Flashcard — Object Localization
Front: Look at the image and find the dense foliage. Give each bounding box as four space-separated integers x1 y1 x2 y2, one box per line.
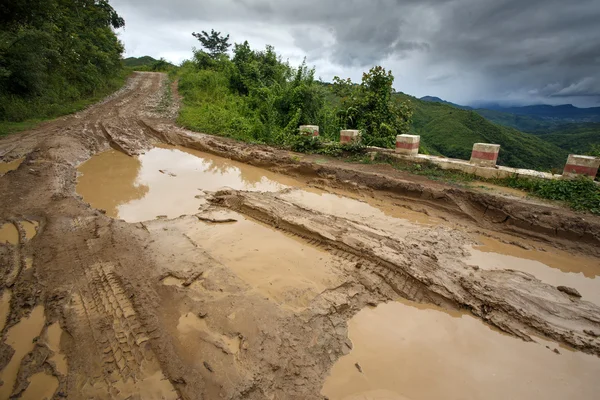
0 0 125 124
177 33 412 149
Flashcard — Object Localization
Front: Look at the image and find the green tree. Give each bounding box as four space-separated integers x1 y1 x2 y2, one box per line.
192 30 231 59
0 0 125 122
335 66 413 147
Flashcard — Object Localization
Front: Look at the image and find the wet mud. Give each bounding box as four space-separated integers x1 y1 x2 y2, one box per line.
1 72 599 399
323 299 600 400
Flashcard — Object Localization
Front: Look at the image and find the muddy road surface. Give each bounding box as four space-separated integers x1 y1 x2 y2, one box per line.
1 72 600 399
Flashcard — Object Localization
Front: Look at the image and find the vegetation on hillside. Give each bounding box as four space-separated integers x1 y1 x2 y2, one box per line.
123 56 175 72
0 0 126 135
395 94 569 170
176 30 412 149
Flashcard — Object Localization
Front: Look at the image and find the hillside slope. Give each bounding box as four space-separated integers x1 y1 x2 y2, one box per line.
531 123 600 154
123 56 158 67
395 94 569 170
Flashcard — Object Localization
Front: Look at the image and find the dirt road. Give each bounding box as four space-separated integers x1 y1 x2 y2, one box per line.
1 72 600 399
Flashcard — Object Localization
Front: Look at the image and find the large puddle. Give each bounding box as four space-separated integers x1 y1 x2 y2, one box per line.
467 235 600 305
0 158 24 176
0 305 46 399
322 299 600 400
76 145 301 222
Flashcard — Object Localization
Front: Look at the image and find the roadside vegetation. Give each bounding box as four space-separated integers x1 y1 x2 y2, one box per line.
0 0 126 136
174 29 599 215
175 30 412 151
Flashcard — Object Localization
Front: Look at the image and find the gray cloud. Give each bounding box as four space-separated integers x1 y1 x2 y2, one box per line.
112 0 600 106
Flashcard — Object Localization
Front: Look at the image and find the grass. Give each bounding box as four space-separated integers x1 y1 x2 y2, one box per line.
333 151 600 214
0 70 130 137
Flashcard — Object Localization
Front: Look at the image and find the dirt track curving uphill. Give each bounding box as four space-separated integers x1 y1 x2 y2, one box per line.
1 72 599 399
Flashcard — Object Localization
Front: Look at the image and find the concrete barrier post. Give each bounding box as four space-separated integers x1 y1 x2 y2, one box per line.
563 155 600 178
395 134 420 156
340 130 361 144
299 125 319 137
470 143 500 167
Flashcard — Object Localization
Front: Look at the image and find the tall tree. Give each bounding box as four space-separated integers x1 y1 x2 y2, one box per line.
192 30 231 59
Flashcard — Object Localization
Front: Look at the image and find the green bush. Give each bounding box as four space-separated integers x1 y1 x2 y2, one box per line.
501 175 600 214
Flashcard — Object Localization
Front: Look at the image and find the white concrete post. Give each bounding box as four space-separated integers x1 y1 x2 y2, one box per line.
299 125 319 137
395 134 420 156
470 143 500 167
563 155 600 178
340 130 361 143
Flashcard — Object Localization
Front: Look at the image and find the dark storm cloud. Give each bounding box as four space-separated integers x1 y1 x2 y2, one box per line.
112 0 600 106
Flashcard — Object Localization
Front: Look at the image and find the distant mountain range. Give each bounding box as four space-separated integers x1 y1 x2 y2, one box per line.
419 96 600 156
420 96 600 123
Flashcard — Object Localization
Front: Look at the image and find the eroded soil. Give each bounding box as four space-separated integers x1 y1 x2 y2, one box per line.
1 72 600 399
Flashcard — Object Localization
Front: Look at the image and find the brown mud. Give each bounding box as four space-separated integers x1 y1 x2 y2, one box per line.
0 72 599 399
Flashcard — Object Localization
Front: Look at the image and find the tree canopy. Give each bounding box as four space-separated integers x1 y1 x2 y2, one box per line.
0 0 125 122
192 30 231 59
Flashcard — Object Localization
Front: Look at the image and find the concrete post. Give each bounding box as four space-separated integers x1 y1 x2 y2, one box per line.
470 143 500 167
299 125 319 137
563 155 600 178
395 134 420 156
340 130 361 144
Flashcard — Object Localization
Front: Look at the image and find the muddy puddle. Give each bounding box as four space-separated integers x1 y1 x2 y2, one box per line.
0 222 18 245
0 158 24 176
171 212 346 312
0 290 11 331
76 145 301 222
467 235 600 305
20 372 59 400
322 299 600 400
0 305 46 399
279 189 437 232
45 322 68 375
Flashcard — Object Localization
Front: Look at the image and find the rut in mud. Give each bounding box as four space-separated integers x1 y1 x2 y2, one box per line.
0 72 599 399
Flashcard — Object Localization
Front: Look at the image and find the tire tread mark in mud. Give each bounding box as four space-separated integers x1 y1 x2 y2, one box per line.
78 263 152 382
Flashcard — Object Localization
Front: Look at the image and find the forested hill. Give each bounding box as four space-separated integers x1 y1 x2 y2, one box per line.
396 94 569 170
0 0 125 126
123 56 159 67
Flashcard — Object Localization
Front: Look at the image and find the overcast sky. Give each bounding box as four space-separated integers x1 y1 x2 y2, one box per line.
112 0 600 107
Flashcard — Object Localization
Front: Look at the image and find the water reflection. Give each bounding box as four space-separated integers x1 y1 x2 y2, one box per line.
77 145 302 222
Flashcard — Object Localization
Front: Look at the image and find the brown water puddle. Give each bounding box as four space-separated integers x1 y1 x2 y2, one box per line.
322 299 600 400
0 222 19 245
20 372 58 400
177 312 241 355
0 305 46 399
182 213 346 312
0 158 24 176
44 322 68 375
76 145 301 222
466 235 600 305
21 220 39 241
0 290 11 331
279 190 436 235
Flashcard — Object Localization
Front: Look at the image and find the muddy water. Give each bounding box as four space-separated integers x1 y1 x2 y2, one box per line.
467 235 600 305
45 322 68 375
183 212 346 312
0 158 24 176
0 222 18 245
77 145 301 222
322 299 600 400
280 189 436 233
20 372 58 400
21 220 39 240
0 290 11 331
0 305 45 399
177 312 240 355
